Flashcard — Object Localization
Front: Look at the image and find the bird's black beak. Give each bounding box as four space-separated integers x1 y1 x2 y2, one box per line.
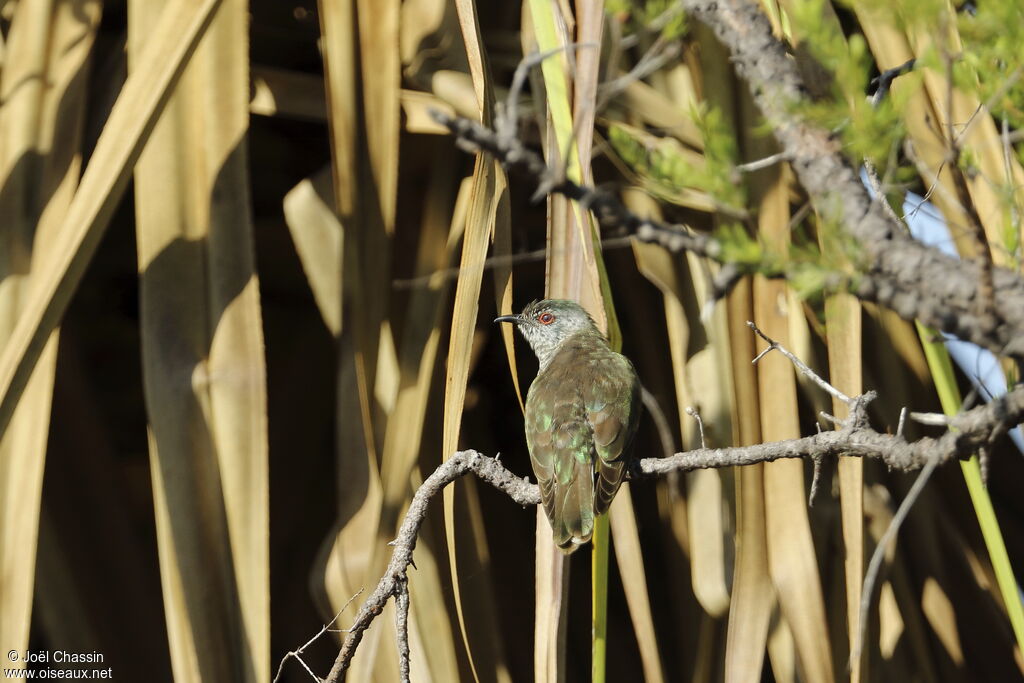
494 314 520 325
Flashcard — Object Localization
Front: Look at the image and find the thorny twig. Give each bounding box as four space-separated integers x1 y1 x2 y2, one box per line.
274 590 362 683
431 108 723 263
745 317 995 668
323 452 539 683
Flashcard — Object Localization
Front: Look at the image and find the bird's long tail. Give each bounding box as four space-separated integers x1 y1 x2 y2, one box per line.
549 457 596 550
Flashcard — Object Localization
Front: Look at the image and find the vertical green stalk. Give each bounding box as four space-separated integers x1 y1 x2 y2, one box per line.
592 512 611 683
915 322 1024 655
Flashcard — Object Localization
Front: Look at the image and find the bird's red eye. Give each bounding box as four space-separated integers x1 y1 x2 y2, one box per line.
538 312 555 325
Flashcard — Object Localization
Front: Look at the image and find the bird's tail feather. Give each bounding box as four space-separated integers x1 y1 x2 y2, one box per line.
552 459 595 553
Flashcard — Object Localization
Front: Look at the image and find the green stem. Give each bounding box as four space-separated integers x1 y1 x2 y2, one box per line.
592 512 610 683
915 322 1024 656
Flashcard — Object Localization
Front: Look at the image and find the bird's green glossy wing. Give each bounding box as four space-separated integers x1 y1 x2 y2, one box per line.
526 374 595 551
583 352 641 514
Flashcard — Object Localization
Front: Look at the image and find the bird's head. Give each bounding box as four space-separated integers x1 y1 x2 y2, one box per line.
494 299 601 368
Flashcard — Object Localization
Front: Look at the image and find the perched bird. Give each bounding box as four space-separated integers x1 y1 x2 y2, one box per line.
495 299 641 552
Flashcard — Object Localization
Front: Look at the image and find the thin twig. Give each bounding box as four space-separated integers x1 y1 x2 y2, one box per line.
748 320 852 404
597 37 681 109
864 160 904 227
953 64 1024 147
274 590 363 683
501 43 599 146
902 140 954 223
735 151 791 173
852 451 941 668
642 387 678 459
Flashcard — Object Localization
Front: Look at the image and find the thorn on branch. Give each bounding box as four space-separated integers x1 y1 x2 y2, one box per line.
686 406 707 449
819 411 844 428
909 411 950 427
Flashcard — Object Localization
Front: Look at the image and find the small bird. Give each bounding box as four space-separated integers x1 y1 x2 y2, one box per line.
495 299 641 552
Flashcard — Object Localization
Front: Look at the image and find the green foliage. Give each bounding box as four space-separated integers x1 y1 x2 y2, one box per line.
607 122 702 207
645 0 687 41
957 2 1024 130
693 104 744 207
787 260 833 302
957 145 979 177
712 222 851 303
715 223 764 268
1002 214 1022 269
606 0 687 41
790 0 868 100
607 122 692 192
607 104 744 211
787 0 909 171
